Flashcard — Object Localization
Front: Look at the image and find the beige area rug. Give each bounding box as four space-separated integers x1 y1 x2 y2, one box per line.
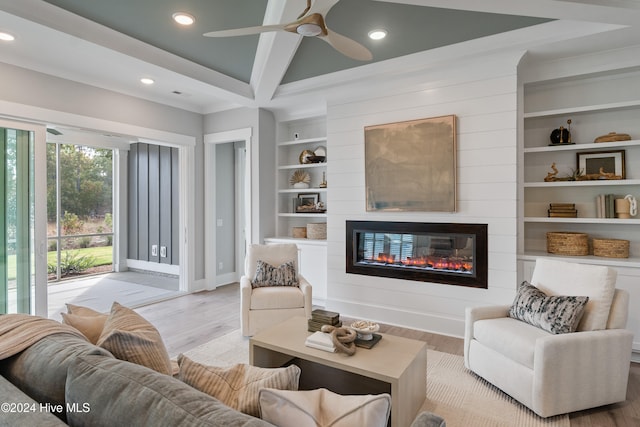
182 330 569 427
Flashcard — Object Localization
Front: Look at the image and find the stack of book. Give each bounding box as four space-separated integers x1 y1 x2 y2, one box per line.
596 194 621 218
547 203 577 218
308 309 341 332
304 331 336 352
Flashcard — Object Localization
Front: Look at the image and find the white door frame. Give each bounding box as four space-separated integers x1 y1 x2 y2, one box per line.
0 118 47 316
204 127 253 289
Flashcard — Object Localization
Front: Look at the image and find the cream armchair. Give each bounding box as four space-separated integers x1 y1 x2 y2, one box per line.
464 258 633 418
241 243 312 336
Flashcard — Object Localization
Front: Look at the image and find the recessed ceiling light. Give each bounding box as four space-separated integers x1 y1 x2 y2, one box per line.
368 29 387 40
0 32 15 41
140 78 155 85
173 12 195 26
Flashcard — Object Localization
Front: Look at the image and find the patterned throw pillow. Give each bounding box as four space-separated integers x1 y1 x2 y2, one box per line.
96 302 173 375
509 281 589 334
252 260 299 288
177 355 301 417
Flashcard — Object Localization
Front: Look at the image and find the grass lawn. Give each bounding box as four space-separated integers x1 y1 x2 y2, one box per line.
47 246 113 266
6 246 113 280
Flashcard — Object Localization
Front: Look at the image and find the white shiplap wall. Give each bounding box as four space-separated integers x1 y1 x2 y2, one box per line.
325 51 525 338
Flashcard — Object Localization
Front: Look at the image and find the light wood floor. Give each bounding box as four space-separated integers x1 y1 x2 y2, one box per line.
136 283 640 427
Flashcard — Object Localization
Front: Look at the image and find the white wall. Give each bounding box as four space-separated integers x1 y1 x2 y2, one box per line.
325 51 525 338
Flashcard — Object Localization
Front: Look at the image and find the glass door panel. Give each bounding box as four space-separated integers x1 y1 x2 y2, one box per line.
1 127 35 314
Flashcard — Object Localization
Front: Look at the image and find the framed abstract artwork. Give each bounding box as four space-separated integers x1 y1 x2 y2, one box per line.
364 115 457 212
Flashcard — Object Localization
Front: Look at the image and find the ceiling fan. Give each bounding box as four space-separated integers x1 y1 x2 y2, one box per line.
203 0 372 61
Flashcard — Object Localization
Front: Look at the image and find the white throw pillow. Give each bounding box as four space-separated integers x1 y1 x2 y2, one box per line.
530 258 616 331
259 388 391 427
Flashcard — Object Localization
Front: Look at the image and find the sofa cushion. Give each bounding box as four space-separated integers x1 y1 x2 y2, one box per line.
473 317 549 369
65 355 272 427
96 302 172 375
509 281 589 334
530 258 616 331
259 388 391 427
0 333 112 421
252 260 299 288
177 355 300 417
0 375 67 427
249 286 304 310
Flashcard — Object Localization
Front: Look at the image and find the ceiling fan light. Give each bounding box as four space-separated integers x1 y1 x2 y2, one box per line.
173 12 195 26
0 32 15 41
297 23 322 37
368 29 387 40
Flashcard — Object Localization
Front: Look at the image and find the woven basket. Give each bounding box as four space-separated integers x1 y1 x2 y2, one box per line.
292 226 307 238
546 232 589 256
593 238 629 258
306 222 327 240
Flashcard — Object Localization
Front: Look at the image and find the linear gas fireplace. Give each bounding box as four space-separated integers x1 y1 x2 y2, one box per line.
346 221 488 288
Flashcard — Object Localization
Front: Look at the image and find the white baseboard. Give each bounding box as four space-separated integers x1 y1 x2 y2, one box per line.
216 272 239 287
126 259 179 276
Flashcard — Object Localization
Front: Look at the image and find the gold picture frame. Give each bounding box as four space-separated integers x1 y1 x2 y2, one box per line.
364 115 457 212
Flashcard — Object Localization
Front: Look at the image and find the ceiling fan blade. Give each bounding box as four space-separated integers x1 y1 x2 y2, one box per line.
321 29 372 61
203 24 286 38
308 0 341 17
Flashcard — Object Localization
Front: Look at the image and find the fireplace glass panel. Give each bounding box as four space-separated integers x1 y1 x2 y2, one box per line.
358 231 475 276
346 221 487 288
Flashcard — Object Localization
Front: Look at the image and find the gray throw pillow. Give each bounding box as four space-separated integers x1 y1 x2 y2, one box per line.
509 281 589 334
251 260 299 288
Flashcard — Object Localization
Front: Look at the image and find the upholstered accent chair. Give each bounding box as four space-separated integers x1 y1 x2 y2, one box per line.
464 258 633 418
241 243 312 336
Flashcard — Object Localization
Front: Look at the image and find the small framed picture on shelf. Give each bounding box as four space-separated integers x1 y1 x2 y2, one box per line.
576 150 625 180
295 193 325 213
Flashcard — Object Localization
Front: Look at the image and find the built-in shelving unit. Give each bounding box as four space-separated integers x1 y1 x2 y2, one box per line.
273 117 328 239
520 68 640 263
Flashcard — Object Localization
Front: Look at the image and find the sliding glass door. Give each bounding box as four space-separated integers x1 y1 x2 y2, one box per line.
0 121 46 315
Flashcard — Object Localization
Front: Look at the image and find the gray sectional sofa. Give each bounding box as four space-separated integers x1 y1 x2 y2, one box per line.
0 332 272 426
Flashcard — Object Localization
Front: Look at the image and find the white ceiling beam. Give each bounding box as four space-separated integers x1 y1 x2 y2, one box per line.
250 0 307 104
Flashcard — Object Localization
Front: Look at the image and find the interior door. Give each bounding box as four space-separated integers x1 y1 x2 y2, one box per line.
0 121 47 315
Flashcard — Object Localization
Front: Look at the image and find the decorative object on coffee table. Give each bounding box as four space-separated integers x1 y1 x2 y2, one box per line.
321 324 357 355
350 320 380 341
308 309 341 332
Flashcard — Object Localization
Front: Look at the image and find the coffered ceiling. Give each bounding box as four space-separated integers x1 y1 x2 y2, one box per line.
1 1 640 115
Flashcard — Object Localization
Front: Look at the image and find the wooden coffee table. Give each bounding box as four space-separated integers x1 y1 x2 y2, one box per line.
250 316 426 427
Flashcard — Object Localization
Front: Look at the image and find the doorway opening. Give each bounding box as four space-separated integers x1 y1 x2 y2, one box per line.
46 142 114 282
